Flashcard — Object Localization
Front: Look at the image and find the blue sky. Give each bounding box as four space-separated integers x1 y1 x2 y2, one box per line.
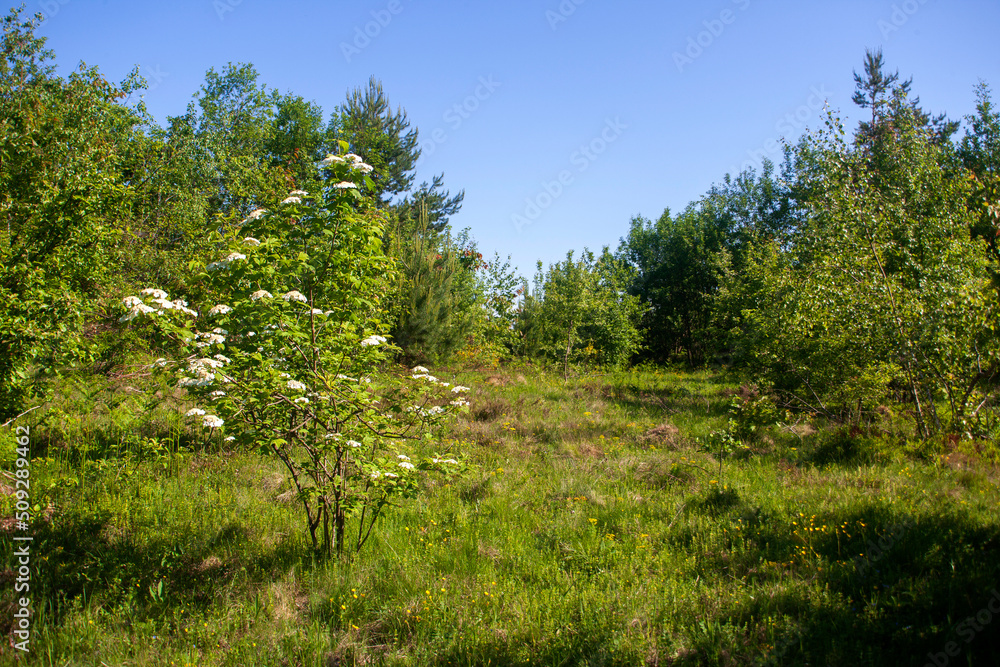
33 0 1000 278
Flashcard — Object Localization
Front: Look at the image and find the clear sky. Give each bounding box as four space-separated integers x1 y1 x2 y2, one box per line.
32 0 1000 278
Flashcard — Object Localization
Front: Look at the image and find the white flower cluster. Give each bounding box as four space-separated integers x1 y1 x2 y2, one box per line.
208 304 232 316
411 373 438 383
240 208 268 225
244 237 261 247
360 335 386 347
431 458 459 465
202 415 224 429
250 290 272 301
282 291 307 303
120 290 197 322
207 252 247 272
450 398 470 407
286 380 307 391
319 153 374 175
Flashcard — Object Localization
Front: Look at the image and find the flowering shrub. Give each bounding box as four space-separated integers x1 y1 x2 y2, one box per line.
120 146 468 556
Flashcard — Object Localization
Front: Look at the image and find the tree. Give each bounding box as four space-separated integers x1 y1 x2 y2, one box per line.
732 99 998 435
329 76 420 205
0 7 148 418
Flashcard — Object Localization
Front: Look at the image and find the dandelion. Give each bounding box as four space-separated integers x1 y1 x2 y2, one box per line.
224 252 247 263
411 366 430 374
208 304 232 316
141 288 169 299
122 295 143 307
332 181 358 190
281 196 301 205
398 461 415 470
451 386 470 393
243 237 261 247
286 380 307 391
360 335 386 347
202 415 224 429
250 290 272 301
185 408 206 417
282 290 308 303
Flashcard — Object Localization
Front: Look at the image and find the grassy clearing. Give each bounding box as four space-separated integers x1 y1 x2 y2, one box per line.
2 364 999 665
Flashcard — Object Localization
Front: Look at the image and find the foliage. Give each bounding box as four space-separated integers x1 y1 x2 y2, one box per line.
730 93 998 435
519 249 644 373
118 149 468 556
0 7 149 418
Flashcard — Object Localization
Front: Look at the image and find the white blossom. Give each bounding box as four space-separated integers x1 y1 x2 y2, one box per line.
288 189 308 196
398 461 415 470
151 297 175 310
411 366 429 374
122 295 143 307
450 399 470 407
347 440 362 448
397 454 411 461
250 290 272 301
332 181 358 190
282 290 308 303
286 380 307 391
208 304 232 316
185 408 206 417
242 208 267 224
202 415 224 429
370 470 382 479
224 436 236 442
207 261 228 271
293 397 310 404
281 196 301 205
360 335 386 347
243 237 261 247
319 154 345 167
451 385 470 393
224 252 247 263
119 303 157 322
344 153 364 164
213 354 232 364
209 390 226 400
383 472 399 479
141 288 169 299
356 163 374 174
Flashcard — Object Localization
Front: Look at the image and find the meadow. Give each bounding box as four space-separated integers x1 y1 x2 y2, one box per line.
2 363 998 666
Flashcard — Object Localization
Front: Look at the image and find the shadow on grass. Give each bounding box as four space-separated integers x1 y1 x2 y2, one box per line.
0 504 307 634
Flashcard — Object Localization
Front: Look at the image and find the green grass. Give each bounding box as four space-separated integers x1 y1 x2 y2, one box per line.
2 364 999 665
